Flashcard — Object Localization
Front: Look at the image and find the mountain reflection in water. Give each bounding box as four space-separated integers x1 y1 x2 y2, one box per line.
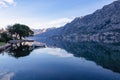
0 39 120 80
35 38 120 73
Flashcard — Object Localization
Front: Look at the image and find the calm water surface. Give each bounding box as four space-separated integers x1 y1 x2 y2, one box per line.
0 41 120 80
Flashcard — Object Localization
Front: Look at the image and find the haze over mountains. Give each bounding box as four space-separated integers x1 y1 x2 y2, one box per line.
35 0 120 43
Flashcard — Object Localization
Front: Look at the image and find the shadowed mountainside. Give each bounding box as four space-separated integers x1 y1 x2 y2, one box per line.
35 0 120 43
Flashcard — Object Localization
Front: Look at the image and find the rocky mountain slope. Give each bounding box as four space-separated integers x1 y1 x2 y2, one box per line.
35 0 120 43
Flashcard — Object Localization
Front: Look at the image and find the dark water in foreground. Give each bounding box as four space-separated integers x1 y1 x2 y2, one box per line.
0 39 120 80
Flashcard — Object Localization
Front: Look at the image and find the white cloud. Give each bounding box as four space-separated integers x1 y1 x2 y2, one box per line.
40 18 73 29
0 16 73 29
4 0 14 4
0 1 7 8
0 0 15 8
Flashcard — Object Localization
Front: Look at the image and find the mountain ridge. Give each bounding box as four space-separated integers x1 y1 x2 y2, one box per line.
35 0 120 43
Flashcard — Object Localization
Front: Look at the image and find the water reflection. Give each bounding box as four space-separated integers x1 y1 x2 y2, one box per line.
3 43 43 59
1 38 120 75
59 42 120 73
35 38 120 73
32 47 73 57
0 71 14 80
0 39 120 80
8 45 33 58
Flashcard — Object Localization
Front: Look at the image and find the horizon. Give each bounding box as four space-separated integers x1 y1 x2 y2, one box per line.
0 0 116 29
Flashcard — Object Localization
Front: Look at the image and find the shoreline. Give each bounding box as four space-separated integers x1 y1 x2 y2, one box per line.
0 43 11 52
0 39 34 52
0 39 46 52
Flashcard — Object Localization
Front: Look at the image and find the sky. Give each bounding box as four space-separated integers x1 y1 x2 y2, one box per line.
0 0 116 29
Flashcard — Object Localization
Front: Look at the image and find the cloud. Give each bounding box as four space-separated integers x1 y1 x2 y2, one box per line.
40 18 73 29
4 0 14 4
0 0 15 8
0 17 73 29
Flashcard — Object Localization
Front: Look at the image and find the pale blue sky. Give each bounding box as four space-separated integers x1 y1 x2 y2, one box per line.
0 0 116 29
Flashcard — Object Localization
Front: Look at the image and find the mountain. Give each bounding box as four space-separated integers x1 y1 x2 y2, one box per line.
32 29 47 35
35 0 120 43
35 27 63 38
62 0 120 40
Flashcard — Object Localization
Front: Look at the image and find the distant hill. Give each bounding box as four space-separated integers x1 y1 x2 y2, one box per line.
34 27 63 38
35 0 120 43
32 29 47 35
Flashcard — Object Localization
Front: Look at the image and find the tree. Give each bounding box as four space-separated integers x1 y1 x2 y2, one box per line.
7 24 34 40
0 32 12 42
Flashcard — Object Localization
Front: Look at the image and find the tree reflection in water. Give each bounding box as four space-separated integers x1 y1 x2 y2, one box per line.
6 43 44 58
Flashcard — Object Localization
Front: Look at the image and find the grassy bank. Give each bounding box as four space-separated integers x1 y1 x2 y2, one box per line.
0 42 5 46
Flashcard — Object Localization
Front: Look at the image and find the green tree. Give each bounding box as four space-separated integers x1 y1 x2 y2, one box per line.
0 32 12 42
7 24 34 40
